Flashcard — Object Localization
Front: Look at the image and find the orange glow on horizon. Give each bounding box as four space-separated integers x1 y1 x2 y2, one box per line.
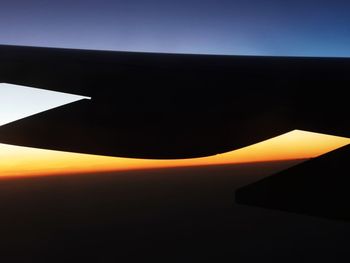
0 130 349 178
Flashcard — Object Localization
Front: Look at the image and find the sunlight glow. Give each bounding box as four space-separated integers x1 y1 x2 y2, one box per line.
0 130 348 178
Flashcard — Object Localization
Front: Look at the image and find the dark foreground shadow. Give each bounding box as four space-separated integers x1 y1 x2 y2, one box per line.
2 160 350 262
236 144 350 221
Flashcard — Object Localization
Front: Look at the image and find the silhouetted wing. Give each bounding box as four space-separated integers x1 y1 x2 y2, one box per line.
0 45 349 158
236 144 350 221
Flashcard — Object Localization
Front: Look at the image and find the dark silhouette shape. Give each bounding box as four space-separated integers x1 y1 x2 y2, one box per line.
0 99 292 159
5 160 349 263
235 144 350 221
0 44 349 158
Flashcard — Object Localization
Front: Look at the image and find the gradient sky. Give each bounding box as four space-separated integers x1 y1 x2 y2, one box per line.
0 85 349 178
0 130 349 178
1 0 350 56
1 1 350 177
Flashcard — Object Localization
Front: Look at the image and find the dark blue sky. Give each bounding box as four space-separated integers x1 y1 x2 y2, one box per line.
1 0 350 56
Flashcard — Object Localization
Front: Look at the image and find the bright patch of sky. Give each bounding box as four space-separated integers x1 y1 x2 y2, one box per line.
0 83 89 126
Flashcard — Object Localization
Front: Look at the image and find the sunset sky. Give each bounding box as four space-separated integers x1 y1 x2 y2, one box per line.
1 1 349 178
0 84 349 178
1 3 350 263
0 130 348 178
1 0 350 57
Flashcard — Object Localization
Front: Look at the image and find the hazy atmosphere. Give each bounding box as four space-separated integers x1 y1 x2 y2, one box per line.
1 0 350 56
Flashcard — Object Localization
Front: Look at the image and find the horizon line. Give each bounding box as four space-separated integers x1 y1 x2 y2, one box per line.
2 43 350 59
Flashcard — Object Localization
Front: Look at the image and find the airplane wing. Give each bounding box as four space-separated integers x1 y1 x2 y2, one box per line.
0 45 349 159
236 144 350 221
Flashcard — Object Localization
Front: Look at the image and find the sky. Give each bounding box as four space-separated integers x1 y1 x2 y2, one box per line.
0 0 350 56
0 1 350 177
0 83 349 178
0 130 349 178
0 83 89 126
